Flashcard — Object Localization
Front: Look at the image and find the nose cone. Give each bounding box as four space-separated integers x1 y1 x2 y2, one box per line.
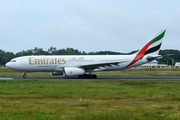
5 62 9 68
5 61 20 71
5 62 16 70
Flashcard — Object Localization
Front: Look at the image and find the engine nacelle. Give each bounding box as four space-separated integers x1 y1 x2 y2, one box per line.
63 67 85 76
50 71 63 75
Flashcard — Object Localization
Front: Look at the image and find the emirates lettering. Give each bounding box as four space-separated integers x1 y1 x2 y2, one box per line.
29 57 66 65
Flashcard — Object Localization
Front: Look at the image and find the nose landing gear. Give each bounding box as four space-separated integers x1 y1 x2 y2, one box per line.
23 72 27 78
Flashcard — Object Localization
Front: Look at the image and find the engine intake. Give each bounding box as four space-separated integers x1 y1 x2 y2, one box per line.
50 71 63 75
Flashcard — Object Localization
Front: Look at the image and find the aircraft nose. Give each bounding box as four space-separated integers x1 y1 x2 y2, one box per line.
5 62 10 68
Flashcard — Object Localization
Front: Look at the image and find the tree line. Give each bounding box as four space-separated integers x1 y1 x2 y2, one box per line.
0 47 178 65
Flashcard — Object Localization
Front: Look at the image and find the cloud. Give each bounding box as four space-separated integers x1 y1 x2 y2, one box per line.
0 1 21 14
37 17 92 41
0 0 180 53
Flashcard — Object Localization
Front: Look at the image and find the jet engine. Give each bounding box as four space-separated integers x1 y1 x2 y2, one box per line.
50 71 63 75
63 67 85 76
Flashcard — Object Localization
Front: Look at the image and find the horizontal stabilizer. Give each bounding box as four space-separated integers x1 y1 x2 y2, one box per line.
146 54 173 61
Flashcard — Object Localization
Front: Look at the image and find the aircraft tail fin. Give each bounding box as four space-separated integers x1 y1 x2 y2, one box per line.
125 29 166 68
134 29 166 60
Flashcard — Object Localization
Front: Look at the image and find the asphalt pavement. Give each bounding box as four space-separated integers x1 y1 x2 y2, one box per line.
1 76 180 80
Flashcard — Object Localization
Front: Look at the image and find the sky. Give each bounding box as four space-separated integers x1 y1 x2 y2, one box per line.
0 0 180 54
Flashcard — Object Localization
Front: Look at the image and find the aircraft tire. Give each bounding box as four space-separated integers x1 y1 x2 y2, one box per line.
78 74 97 79
87 75 92 78
92 74 97 79
78 75 83 78
84 74 88 78
23 75 27 78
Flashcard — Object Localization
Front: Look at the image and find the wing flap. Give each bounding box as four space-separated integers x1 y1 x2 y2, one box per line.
79 61 127 70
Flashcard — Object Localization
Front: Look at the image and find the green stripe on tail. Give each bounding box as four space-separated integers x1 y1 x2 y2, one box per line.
151 30 166 45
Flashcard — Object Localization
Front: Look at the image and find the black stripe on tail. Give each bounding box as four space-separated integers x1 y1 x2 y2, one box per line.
144 43 162 56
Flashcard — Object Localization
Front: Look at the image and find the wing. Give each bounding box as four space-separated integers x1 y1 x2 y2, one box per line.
79 61 127 70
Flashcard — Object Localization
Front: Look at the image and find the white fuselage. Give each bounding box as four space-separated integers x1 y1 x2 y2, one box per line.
5 29 166 78
5 54 149 73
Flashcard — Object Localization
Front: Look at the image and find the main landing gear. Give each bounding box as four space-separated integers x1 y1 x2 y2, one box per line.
23 72 27 78
78 74 97 79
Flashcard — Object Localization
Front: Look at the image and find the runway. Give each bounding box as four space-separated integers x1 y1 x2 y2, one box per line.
1 76 180 80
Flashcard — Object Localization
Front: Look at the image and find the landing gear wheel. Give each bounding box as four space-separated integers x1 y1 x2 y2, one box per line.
78 74 97 79
87 75 92 78
92 74 97 79
23 74 27 78
23 71 27 78
78 75 83 78
84 74 88 78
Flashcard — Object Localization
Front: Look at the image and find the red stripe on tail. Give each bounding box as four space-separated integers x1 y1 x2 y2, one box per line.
125 39 154 68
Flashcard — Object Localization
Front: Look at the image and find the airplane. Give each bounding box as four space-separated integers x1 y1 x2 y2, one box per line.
6 29 166 79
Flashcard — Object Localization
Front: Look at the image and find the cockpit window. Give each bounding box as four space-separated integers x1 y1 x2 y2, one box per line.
11 60 16 62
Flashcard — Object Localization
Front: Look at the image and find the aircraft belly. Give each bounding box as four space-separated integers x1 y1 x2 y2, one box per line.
25 65 57 72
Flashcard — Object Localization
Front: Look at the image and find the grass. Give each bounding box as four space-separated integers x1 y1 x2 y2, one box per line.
97 68 180 77
1 68 180 119
1 80 180 119
1 68 180 77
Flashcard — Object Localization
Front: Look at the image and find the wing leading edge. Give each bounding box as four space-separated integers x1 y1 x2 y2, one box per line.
79 61 128 70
